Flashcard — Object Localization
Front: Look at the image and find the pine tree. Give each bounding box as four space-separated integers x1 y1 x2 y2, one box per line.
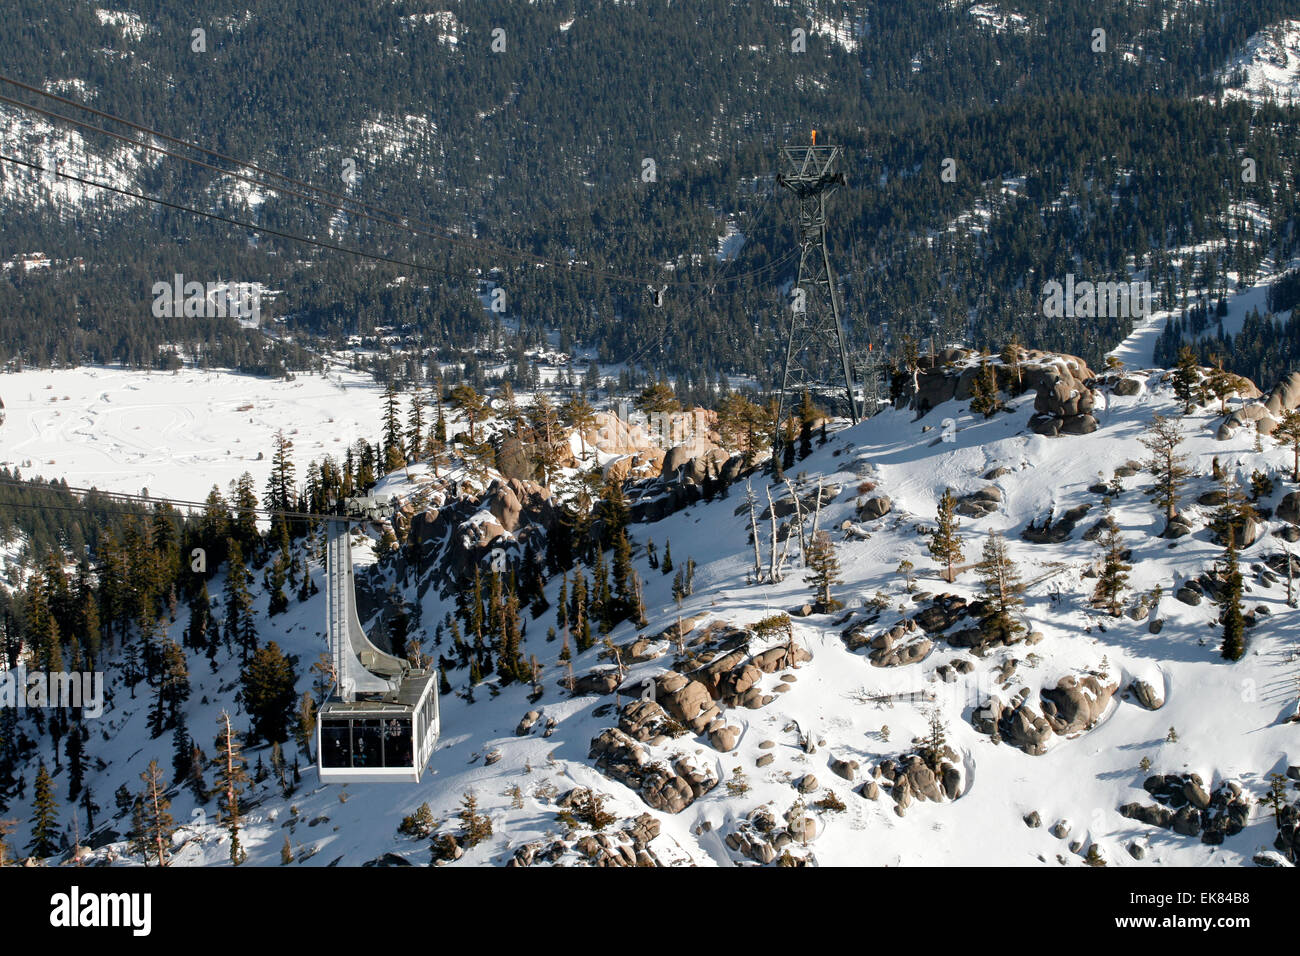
28 763 59 858
970 360 1000 417
1219 530 1246 662
185 581 212 653
64 725 85 802
780 411 796 473
114 783 133 817
231 473 260 558
241 642 298 745
1275 409 1300 483
406 384 426 461
78 584 101 668
1172 345 1200 414
1210 475 1259 547
215 712 249 865
928 488 965 582
381 381 405 472
562 394 597 466
448 383 487 445
921 708 947 771
138 760 175 867
185 741 207 802
1093 518 1131 616
266 552 290 616
975 531 1025 640
265 430 295 554
458 791 492 847
25 576 62 672
635 380 680 416
1139 414 1191 530
527 392 565 485
1000 339 1023 392
611 528 635 623
1205 362 1241 414
571 569 592 652
804 531 843 611
148 640 191 737
171 714 193 783
223 540 255 662
592 549 613 634
79 785 99 835
495 586 526 685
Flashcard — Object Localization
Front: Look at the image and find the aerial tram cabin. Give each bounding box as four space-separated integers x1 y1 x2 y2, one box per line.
317 496 439 783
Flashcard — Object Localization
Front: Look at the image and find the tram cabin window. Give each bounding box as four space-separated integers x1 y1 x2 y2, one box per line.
320 715 416 768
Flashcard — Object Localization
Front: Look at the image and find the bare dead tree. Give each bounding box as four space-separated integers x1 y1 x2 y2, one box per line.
746 480 762 582
765 484 782 582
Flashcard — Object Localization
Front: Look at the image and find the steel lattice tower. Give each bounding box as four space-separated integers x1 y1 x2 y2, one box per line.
775 138 859 448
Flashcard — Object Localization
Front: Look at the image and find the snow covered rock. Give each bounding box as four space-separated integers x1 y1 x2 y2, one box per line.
1039 674 1118 736
856 495 892 520
587 728 718 813
1277 492 1300 525
654 671 720 733
1127 678 1165 711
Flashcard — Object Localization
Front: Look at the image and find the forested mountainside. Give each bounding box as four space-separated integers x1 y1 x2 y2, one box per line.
4 1 1300 388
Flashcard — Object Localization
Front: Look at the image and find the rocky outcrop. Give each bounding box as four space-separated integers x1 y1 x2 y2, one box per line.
618 699 683 743
1211 373 1278 439
404 476 558 598
856 495 892 520
1264 370 1300 419
1278 492 1300 526
586 408 719 459
654 672 719 733
842 596 963 664
515 709 542 736
750 483 842 521
1039 675 1118 736
1127 678 1165 711
870 752 963 808
1021 503 1091 543
1028 356 1099 437
588 729 718 814
870 633 932 668
913 593 970 633
903 347 1093 417
1120 774 1252 845
724 806 810 864
954 486 1002 518
564 668 623 696
626 447 745 523
511 800 665 867
973 673 1114 754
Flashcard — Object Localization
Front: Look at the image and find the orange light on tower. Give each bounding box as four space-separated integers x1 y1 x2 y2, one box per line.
811 129 817 145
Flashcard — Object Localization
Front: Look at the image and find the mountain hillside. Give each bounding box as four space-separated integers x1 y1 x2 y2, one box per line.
3 348 1298 867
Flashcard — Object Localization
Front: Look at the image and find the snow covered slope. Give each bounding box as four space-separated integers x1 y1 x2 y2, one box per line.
5 362 1299 867
1216 20 1300 107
